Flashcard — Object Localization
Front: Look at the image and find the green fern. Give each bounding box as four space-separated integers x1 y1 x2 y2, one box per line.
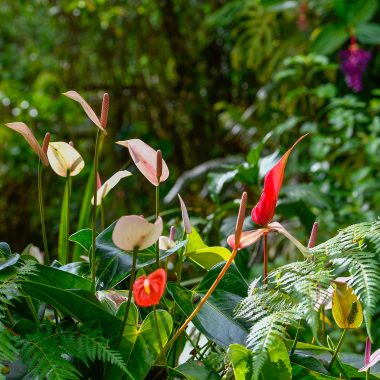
0 322 18 363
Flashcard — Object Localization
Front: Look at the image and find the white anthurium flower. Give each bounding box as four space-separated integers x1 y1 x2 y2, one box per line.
91 170 132 206
112 215 163 251
159 236 176 250
47 142 85 177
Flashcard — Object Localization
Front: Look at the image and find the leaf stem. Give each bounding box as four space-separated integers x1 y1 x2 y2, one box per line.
263 232 268 284
163 247 238 354
328 328 348 371
155 183 160 268
91 129 101 291
26 296 40 326
118 247 138 346
38 160 50 265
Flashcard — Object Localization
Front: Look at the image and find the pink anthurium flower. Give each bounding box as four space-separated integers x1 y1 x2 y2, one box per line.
116 139 169 186
5 122 49 166
112 215 163 251
359 338 380 372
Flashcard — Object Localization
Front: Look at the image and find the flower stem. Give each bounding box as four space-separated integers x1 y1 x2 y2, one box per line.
155 183 160 268
366 369 370 380
153 305 164 355
328 328 348 371
91 130 101 291
37 160 49 265
263 232 268 284
118 247 138 346
100 201 105 231
163 247 238 353
290 320 301 355
65 171 72 264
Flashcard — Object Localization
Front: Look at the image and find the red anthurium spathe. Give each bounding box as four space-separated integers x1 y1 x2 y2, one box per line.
133 268 167 307
112 215 163 251
116 139 169 186
251 134 307 226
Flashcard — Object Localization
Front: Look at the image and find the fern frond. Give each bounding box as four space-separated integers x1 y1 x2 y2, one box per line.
0 323 18 362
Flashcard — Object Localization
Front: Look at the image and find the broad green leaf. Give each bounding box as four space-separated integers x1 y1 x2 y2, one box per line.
186 246 231 270
312 24 349 55
334 0 377 25
167 282 248 347
228 344 253 380
0 254 20 271
69 229 93 252
95 221 187 289
196 262 248 298
20 265 120 337
261 340 292 380
357 23 380 45
127 310 173 379
171 361 220 380
0 243 12 257
186 228 207 252
291 354 339 379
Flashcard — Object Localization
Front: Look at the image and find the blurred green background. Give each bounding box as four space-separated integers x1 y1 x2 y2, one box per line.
0 0 380 257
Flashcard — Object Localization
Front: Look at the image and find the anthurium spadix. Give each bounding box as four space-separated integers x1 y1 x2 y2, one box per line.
116 139 169 186
5 122 49 166
112 215 163 251
47 142 85 177
91 170 132 206
63 91 108 134
359 338 380 372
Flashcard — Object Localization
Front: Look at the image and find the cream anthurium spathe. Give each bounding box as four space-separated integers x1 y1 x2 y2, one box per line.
116 139 169 186
91 170 132 206
112 215 163 251
47 142 85 177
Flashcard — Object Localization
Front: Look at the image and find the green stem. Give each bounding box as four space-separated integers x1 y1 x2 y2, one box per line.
26 297 39 326
290 320 301 355
38 160 49 265
65 171 71 264
366 369 370 380
100 201 105 231
91 130 101 291
153 305 164 356
155 184 160 268
118 247 138 346
183 331 201 357
263 232 268 284
328 328 348 371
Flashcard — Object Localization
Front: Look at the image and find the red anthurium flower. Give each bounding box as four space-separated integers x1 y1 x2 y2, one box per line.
133 268 167 307
251 134 307 226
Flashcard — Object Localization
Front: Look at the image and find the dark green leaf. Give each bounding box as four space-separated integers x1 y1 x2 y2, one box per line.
0 243 12 257
312 24 349 55
0 253 20 270
171 361 221 380
69 229 93 252
357 23 380 44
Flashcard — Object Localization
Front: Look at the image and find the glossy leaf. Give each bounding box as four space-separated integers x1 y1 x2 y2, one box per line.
291 354 338 379
167 282 248 347
126 310 173 379
69 229 93 252
0 243 12 257
20 265 120 337
95 222 187 289
171 361 220 380
261 340 292 380
0 254 20 271
228 344 253 380
312 24 349 55
186 246 231 270
186 228 207 252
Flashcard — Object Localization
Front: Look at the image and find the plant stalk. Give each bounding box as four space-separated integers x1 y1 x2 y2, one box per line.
155 183 160 268
163 247 238 353
65 171 72 264
290 320 301 355
118 247 138 346
328 328 348 371
37 160 50 265
91 130 101 291
263 232 268 284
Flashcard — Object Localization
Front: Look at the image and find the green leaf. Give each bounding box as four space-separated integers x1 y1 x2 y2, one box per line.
196 262 248 298
186 246 231 270
0 254 20 270
69 229 93 252
261 339 292 380
228 344 253 380
95 221 187 289
357 23 380 44
0 243 12 257
208 169 238 203
127 310 173 379
334 0 377 25
171 361 221 380
167 282 248 347
291 354 339 379
186 228 207 252
21 265 121 337
312 24 349 55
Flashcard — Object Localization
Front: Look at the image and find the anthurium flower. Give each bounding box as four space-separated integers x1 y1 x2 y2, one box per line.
359 339 380 372
63 91 108 134
116 139 169 186
91 170 132 206
251 134 307 226
5 122 49 166
332 281 363 329
112 215 163 251
47 142 85 177
133 268 167 307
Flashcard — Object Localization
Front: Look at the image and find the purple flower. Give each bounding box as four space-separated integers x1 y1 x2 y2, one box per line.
340 41 371 92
